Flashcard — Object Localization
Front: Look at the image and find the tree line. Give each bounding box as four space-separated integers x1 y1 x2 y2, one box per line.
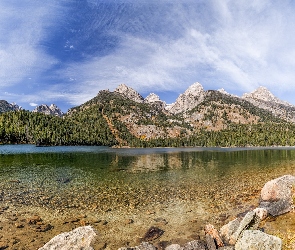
1 90 295 148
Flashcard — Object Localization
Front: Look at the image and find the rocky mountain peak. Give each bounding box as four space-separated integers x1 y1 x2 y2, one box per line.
218 88 229 95
144 93 161 103
242 86 291 106
183 82 204 96
167 82 205 114
114 84 144 103
33 104 63 117
0 100 22 113
144 93 166 110
242 87 276 102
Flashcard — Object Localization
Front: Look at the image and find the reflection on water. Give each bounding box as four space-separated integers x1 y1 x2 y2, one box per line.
1 146 295 211
1 145 295 247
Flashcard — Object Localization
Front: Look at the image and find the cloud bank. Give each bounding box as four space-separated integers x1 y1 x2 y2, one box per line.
1 0 295 110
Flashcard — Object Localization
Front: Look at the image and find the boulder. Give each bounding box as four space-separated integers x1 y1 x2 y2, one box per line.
253 207 268 220
204 224 224 248
259 175 295 216
165 244 183 250
39 226 97 250
183 240 206 250
235 230 282 250
220 218 240 245
229 210 262 245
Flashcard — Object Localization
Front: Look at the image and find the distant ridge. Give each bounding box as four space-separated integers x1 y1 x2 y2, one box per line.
32 104 63 117
1 82 295 148
0 100 21 113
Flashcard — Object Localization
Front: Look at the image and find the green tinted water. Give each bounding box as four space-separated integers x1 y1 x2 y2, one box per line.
1 145 295 247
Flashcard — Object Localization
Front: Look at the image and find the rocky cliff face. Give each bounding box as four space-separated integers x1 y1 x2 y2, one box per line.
115 84 144 103
144 93 166 110
0 100 22 113
33 104 63 117
242 87 295 122
166 82 205 114
242 87 291 106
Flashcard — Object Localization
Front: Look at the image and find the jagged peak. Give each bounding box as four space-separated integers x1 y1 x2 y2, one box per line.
242 86 292 107
114 84 144 103
183 82 204 96
242 86 275 101
218 88 229 95
217 88 239 98
167 82 205 114
33 104 63 117
242 86 277 102
144 93 162 103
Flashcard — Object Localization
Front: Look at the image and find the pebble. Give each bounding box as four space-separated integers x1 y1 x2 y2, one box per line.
15 223 24 229
35 224 52 232
27 215 42 225
125 219 134 224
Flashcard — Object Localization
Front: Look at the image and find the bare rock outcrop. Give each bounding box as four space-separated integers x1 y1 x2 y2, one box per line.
167 82 205 114
33 104 63 117
39 226 97 250
144 93 166 109
242 87 295 122
115 84 144 103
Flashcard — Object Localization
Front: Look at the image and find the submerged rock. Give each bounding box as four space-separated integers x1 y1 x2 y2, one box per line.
39 226 97 250
235 230 282 250
118 242 157 250
259 175 295 216
143 226 164 241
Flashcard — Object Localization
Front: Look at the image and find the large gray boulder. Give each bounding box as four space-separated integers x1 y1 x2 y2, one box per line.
229 210 262 245
235 230 282 250
39 226 97 250
220 218 240 245
259 175 295 216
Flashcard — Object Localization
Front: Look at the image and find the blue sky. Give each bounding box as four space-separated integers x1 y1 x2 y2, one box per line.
1 0 295 112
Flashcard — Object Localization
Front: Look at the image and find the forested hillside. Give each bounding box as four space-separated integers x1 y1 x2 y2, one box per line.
0 88 295 147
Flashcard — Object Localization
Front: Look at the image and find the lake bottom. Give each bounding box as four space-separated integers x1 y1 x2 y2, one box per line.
0 146 295 249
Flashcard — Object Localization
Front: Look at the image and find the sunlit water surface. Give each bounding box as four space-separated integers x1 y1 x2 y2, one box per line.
1 145 295 248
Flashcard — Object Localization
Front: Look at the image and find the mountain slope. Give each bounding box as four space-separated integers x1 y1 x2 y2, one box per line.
0 101 21 113
0 83 295 147
242 87 295 122
65 86 294 147
167 82 205 114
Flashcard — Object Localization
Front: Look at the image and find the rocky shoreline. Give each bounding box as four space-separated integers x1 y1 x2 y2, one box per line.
34 175 295 250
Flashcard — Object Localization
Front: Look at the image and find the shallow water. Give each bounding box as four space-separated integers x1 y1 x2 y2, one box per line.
1 145 295 248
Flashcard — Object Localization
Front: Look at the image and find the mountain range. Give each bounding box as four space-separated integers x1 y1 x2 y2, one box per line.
1 82 295 147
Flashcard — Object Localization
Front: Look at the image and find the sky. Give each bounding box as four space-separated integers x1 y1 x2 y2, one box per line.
1 0 295 112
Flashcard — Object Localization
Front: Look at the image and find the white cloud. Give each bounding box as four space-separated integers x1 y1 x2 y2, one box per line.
29 103 38 107
0 1 61 87
2 1 295 107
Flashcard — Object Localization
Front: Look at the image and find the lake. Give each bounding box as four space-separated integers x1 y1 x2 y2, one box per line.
1 145 295 249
